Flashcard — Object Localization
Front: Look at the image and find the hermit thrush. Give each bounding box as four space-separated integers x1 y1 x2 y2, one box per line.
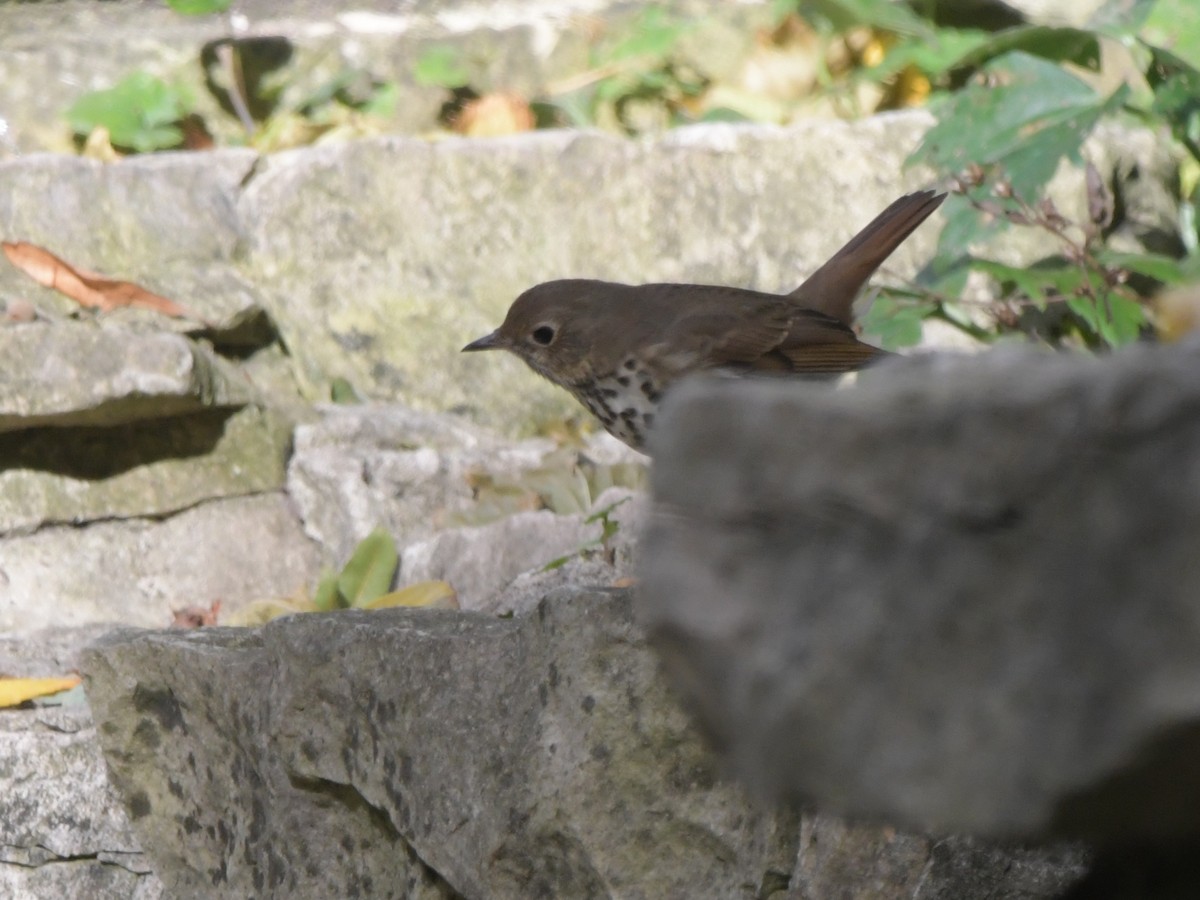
463 190 944 451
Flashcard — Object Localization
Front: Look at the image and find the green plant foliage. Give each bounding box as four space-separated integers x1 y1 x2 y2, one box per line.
914 52 1127 204
414 46 470 89
859 294 936 350
66 71 190 151
336 527 399 608
312 568 341 611
541 496 630 572
166 0 231 14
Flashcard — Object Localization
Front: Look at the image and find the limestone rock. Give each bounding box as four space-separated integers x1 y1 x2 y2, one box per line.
0 706 163 899
0 151 264 341
286 403 554 563
789 814 1088 900
0 404 291 536
0 321 252 433
0 494 321 634
287 403 646 566
82 591 798 899
399 510 598 612
239 115 940 430
0 624 116 677
640 343 1200 842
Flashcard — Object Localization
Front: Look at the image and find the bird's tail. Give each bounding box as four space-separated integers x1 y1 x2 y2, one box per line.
788 189 945 325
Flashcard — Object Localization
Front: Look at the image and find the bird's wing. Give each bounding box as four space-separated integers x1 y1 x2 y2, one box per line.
633 284 883 378
771 308 889 374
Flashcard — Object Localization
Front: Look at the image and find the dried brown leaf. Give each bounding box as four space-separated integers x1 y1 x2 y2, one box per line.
171 599 222 628
454 93 535 137
1 241 204 320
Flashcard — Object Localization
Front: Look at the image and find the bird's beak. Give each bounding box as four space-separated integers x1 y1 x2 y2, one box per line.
462 330 502 352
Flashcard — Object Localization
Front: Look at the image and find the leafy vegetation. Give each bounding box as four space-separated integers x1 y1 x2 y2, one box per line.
226 528 457 626
62 0 1200 349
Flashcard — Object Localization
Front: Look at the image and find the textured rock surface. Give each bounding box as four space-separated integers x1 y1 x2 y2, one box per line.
239 116 941 428
0 624 117 677
399 509 599 611
0 493 321 634
287 402 646 567
82 591 798 899
1 118 1175 439
788 814 1088 900
81 590 1093 898
0 152 265 340
0 321 251 433
0 404 291 536
641 343 1200 842
0 706 163 899
286 403 555 562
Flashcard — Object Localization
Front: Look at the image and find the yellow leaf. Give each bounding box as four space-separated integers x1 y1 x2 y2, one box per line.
363 581 459 610
223 596 317 627
0 676 82 708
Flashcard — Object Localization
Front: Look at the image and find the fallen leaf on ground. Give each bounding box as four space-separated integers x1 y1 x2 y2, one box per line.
363 580 458 610
223 596 317 627
0 675 82 708
1 241 204 320
171 599 222 628
454 93 535 137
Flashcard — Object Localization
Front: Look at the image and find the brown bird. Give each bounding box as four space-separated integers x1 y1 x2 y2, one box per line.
463 189 945 451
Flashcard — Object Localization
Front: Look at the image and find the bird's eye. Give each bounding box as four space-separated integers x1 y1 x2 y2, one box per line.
531 325 556 346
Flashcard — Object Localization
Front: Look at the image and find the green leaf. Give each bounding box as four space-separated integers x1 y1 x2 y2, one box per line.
970 258 1090 307
859 294 936 350
949 26 1103 73
806 0 934 38
912 51 1128 199
1142 0 1200 68
1089 0 1159 35
1066 293 1147 346
869 29 991 82
66 71 189 152
605 7 689 63
1096 249 1200 285
360 81 400 118
329 377 362 404
1141 43 1200 161
165 0 231 14
337 528 399 608
413 46 470 88
312 568 342 611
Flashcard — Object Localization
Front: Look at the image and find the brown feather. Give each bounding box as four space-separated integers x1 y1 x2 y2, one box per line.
789 190 945 324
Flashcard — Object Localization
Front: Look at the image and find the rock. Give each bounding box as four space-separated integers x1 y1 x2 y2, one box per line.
0 152 265 342
81 589 1093 898
399 510 598 612
0 404 291 536
82 591 799 899
0 321 252 433
287 403 647 566
286 403 554 563
239 115 941 430
485 487 644 615
0 624 116 676
0 493 321 634
0 706 163 899
788 814 1089 899
640 343 1200 842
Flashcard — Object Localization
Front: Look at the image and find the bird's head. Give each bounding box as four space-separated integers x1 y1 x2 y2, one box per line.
462 280 614 386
